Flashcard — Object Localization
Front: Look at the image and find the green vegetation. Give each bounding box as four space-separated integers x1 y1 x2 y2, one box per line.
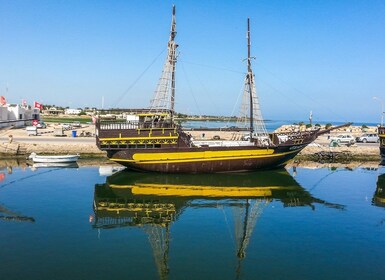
43 104 66 110
176 112 188 118
41 116 91 124
325 123 332 129
176 115 238 121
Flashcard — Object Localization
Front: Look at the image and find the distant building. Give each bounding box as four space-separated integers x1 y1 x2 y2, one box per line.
0 104 40 129
43 107 64 115
84 108 97 116
65 108 82 115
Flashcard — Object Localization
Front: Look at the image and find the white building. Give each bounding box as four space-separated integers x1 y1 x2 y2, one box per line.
0 107 7 121
65 108 82 115
0 104 40 129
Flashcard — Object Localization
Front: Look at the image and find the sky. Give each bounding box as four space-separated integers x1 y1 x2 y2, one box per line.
1 0 385 124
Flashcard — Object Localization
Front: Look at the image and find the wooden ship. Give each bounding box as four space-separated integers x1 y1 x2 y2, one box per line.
96 6 335 173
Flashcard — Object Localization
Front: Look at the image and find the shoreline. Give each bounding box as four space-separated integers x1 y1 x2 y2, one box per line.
1 141 381 164
0 124 381 163
0 157 381 171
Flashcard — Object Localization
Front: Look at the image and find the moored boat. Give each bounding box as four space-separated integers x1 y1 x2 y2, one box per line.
28 152 80 163
95 6 341 173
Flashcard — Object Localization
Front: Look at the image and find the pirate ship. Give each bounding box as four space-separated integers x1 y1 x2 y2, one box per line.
96 6 327 173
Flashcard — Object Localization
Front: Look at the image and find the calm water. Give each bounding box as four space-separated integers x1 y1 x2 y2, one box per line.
0 162 384 280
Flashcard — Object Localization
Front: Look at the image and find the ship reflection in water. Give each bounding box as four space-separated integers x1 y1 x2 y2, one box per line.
93 169 344 280
374 172 385 208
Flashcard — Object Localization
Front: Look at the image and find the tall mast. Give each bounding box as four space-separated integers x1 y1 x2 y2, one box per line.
237 18 269 143
150 5 178 120
247 18 254 137
170 5 177 120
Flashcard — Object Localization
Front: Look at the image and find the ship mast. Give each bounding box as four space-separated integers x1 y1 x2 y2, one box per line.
170 5 177 119
150 5 178 120
233 199 270 279
145 224 171 280
246 18 254 139
237 18 269 143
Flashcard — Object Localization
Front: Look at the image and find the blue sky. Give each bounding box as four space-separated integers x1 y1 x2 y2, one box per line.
1 0 385 123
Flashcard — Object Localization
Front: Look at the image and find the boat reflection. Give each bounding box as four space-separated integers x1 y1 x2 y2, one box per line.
93 169 344 280
0 204 35 223
0 167 35 223
373 173 385 207
0 159 79 171
31 162 79 170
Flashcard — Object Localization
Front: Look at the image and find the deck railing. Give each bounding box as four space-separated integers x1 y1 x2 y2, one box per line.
97 120 177 130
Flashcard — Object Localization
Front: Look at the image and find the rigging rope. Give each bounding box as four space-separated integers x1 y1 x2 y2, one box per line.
256 62 350 122
229 83 246 120
111 48 166 108
0 168 63 189
180 60 245 75
180 61 202 116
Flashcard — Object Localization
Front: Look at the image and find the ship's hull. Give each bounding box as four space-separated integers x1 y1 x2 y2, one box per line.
381 147 385 158
106 143 307 173
380 146 385 166
378 126 385 164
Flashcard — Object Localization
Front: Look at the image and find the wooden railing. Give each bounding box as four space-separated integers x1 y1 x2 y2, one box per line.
97 120 177 130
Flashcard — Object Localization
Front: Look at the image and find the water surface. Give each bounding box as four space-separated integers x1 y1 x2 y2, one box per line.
0 164 384 280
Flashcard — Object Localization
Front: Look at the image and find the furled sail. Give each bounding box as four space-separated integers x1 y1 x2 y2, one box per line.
237 19 269 141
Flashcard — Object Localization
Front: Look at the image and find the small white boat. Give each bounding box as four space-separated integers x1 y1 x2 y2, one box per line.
29 152 80 163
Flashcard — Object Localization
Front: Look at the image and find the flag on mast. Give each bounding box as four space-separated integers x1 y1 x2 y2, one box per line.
34 101 43 110
0 96 6 106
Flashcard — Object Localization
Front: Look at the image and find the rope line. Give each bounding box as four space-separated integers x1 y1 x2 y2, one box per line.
112 48 166 107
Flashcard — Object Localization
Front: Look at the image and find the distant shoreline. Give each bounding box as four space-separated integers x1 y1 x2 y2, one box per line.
39 114 380 127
